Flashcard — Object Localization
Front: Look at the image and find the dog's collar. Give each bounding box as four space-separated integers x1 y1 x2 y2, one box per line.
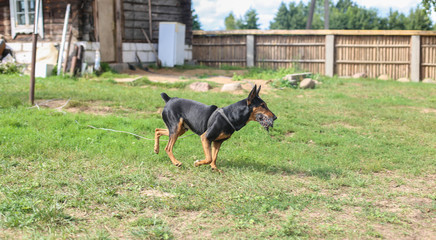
215 108 237 131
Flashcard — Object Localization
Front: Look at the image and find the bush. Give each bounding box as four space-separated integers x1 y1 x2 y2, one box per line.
0 62 21 74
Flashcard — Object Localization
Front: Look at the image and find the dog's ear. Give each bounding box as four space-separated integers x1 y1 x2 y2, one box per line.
256 85 261 96
247 85 257 105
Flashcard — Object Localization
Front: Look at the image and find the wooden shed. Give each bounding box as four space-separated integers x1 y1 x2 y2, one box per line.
0 0 193 64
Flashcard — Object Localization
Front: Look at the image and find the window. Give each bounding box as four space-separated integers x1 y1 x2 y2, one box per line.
9 0 44 38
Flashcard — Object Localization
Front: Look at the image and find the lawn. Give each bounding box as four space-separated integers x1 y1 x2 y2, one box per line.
0 70 435 239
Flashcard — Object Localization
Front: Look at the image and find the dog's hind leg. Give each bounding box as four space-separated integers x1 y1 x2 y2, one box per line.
164 119 186 167
154 128 169 154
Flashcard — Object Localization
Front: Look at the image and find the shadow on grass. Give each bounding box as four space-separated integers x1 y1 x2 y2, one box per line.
221 158 343 180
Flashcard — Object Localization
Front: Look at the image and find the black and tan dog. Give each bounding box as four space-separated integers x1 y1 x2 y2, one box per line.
154 85 276 172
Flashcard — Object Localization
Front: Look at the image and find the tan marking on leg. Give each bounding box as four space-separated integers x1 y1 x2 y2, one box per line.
210 140 223 172
194 132 212 167
164 118 186 167
154 128 169 154
215 132 232 141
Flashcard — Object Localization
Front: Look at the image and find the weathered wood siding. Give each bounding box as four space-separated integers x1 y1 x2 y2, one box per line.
256 35 325 74
421 36 436 80
192 35 246 67
335 35 410 79
193 30 436 81
0 0 84 41
123 0 192 44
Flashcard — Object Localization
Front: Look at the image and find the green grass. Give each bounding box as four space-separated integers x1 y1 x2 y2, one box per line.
0 72 435 239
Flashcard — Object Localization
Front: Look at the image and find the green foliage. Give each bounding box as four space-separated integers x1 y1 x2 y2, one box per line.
405 6 432 30
280 212 309 237
269 0 434 30
422 0 436 12
0 62 21 74
128 77 189 89
228 8 260 30
0 71 435 238
192 9 201 30
130 217 173 240
225 12 237 30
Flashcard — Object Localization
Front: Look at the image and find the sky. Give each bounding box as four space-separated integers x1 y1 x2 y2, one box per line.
192 0 436 30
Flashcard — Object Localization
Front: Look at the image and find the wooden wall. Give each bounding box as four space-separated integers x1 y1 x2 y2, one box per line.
192 35 246 68
256 35 325 74
335 35 410 79
1 0 192 44
123 0 192 44
192 30 436 81
0 0 85 42
421 36 436 80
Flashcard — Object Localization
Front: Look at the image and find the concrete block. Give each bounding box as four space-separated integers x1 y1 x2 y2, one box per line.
6 42 22 51
84 51 96 63
91 42 100 51
246 35 254 67
122 51 136 63
35 63 54 78
123 43 136 51
15 52 31 64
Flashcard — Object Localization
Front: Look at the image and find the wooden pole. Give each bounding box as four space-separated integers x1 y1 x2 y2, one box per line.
306 0 316 29
141 28 161 67
29 0 41 105
324 0 329 29
148 0 152 40
63 25 73 74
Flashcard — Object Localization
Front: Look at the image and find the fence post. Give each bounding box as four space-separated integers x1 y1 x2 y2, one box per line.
246 35 255 67
325 34 335 77
411 35 420 82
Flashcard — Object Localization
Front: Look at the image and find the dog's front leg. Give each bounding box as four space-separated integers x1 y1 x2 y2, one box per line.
194 132 213 167
210 140 223 172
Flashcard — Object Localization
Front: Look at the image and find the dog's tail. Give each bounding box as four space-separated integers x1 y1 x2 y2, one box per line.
160 93 171 103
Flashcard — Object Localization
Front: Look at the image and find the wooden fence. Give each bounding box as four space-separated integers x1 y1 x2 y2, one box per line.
192 30 436 81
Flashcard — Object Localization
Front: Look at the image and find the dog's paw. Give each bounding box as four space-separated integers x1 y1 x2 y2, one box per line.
194 160 200 167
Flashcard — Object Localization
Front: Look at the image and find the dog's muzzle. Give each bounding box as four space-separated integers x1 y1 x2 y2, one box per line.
256 114 276 131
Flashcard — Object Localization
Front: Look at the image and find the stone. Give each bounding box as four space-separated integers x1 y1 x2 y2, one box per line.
352 72 367 78
189 82 211 92
397 78 410 83
221 83 242 92
378 74 390 81
423 78 436 84
299 78 315 89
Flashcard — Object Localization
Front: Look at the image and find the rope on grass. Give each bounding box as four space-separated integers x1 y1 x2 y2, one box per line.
75 120 195 141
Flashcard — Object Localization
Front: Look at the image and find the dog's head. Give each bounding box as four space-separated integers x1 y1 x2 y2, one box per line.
247 85 277 131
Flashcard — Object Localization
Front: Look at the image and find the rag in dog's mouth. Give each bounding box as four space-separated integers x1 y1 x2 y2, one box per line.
256 114 275 131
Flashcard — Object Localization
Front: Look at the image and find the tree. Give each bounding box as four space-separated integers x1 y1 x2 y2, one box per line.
192 9 201 30
270 2 289 29
234 8 260 29
422 0 436 12
405 6 432 30
225 12 237 30
244 8 260 29
386 9 406 30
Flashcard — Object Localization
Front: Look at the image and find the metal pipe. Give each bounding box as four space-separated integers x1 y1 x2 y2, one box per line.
57 4 71 75
29 0 41 105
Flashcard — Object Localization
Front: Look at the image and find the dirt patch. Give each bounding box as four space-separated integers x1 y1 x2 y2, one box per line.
35 99 115 115
141 189 175 198
117 68 272 94
395 106 436 114
322 122 359 129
